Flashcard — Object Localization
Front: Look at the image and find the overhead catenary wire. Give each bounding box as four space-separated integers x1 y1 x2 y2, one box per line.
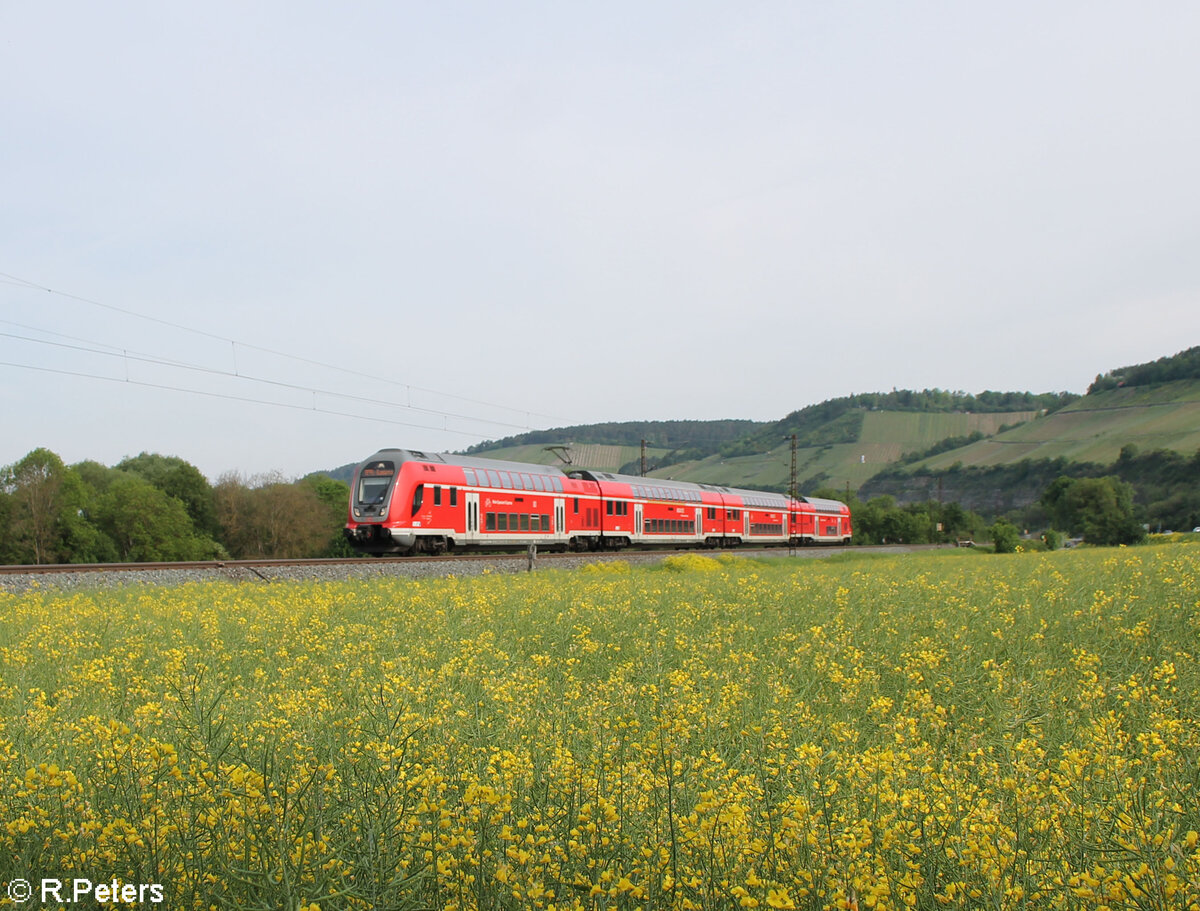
0 358 497 439
0 270 561 432
0 328 541 434
0 268 561 429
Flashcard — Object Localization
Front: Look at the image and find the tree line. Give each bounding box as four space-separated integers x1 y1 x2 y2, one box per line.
1087 345 1200 393
725 389 1078 459
817 471 1146 550
866 446 1200 535
0 449 351 565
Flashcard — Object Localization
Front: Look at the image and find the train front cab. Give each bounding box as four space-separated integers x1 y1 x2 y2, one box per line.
346 450 571 554
344 452 411 554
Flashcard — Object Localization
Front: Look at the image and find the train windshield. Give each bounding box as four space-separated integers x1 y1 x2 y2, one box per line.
356 460 396 504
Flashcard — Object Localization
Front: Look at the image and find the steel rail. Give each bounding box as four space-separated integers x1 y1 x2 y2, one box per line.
0 544 887 577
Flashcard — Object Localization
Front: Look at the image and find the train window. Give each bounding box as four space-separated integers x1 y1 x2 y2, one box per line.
542 514 550 531
450 487 458 507
411 485 424 516
573 498 579 513
463 469 476 486
498 472 511 489
433 486 442 506
497 513 508 531
519 514 529 531
486 512 496 531
606 501 613 515
358 476 392 505
530 514 540 531
509 513 518 530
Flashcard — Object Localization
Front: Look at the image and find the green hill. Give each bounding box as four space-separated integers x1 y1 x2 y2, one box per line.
859 348 1200 527
647 408 1043 493
912 380 1200 470
463 420 765 473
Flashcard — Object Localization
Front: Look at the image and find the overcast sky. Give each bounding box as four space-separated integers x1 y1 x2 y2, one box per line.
3 2 1198 480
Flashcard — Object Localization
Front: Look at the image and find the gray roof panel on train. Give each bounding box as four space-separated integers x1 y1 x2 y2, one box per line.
363 449 568 478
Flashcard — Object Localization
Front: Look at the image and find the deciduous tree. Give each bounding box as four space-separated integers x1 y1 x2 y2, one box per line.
0 448 84 563
1040 475 1145 546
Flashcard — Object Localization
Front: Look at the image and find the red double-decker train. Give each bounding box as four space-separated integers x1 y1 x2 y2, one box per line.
344 448 852 555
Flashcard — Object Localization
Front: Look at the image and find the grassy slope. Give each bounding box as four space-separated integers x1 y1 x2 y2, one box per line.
916 380 1200 470
652 410 1040 491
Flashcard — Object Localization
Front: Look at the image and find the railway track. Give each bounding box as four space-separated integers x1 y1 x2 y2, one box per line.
0 545 924 593
0 554 490 576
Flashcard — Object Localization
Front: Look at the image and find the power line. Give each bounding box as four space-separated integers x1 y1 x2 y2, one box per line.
0 329 541 433
0 270 562 425
0 358 497 438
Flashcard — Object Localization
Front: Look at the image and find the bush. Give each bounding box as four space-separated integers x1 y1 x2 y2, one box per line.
989 520 1021 554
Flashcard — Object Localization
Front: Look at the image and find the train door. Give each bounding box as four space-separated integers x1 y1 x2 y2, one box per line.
465 492 480 544
555 499 566 545
695 508 702 537
744 511 751 539
634 503 643 541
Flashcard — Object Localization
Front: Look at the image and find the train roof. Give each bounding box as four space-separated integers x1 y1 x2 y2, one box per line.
571 469 796 509
571 469 711 503
802 496 850 514
361 448 568 478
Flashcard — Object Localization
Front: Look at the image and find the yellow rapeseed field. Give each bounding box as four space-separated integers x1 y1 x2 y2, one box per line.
1 545 1198 910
